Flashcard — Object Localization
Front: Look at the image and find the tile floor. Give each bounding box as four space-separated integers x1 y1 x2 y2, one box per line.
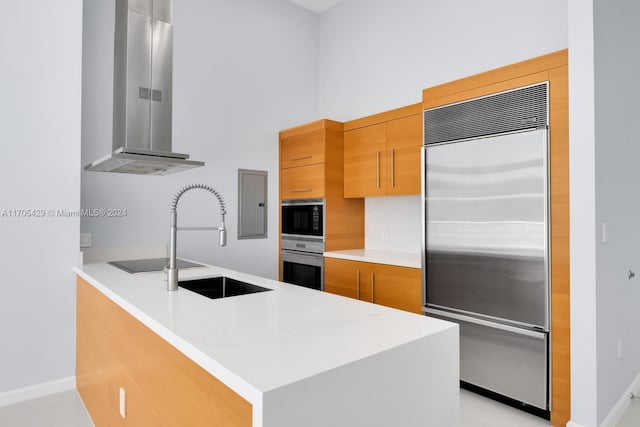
459 389 548 427
615 396 640 427
2 388 640 426
0 390 93 427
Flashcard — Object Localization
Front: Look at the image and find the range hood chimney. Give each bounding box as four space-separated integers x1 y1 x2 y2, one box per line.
85 0 204 175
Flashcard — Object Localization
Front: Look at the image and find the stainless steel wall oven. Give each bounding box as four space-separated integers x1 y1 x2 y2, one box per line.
281 199 324 290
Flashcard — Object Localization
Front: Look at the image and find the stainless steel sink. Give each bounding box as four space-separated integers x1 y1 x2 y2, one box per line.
178 276 271 300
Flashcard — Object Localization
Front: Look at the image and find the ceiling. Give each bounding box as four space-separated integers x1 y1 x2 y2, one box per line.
287 0 343 14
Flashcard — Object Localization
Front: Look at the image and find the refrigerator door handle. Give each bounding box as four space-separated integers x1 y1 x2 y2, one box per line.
424 307 547 339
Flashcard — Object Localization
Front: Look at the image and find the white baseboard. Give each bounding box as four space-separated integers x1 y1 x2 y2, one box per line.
599 370 640 427
567 421 587 427
0 377 75 407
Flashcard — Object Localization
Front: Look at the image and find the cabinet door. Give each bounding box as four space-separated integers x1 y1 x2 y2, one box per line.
280 129 325 169
386 114 422 195
324 257 360 299
371 264 422 314
280 163 325 199
344 123 387 197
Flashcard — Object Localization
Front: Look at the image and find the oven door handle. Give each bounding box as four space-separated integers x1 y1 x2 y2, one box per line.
281 251 324 267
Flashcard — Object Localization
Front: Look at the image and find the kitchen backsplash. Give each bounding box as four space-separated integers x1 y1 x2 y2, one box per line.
365 195 421 253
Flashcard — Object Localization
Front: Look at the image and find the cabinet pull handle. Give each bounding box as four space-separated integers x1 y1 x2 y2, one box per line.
376 151 380 189
390 149 395 188
356 270 361 299
291 154 312 161
370 272 375 303
290 188 312 193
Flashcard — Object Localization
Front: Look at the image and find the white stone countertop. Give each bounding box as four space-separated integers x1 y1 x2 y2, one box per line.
74 261 451 407
324 249 422 268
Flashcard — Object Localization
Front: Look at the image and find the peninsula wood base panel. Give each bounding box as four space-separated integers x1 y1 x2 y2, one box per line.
76 276 252 427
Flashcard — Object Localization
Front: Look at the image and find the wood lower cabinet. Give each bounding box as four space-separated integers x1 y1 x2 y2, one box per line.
324 257 422 314
76 277 252 427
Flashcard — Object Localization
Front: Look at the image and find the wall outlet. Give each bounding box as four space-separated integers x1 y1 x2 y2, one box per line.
617 338 623 359
602 222 608 244
382 229 389 241
80 233 92 248
119 387 126 419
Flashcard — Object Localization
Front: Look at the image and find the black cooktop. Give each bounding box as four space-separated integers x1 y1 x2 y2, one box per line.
108 257 204 274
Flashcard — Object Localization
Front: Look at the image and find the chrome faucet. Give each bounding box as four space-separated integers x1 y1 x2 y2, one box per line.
166 183 227 291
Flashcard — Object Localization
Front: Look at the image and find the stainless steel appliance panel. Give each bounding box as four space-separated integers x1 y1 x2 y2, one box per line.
126 10 152 150
426 309 548 410
425 129 548 329
281 251 323 291
281 237 324 253
150 19 172 152
87 0 204 175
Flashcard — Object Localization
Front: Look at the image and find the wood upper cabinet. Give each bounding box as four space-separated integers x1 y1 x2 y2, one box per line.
280 163 325 199
279 120 338 201
280 129 325 169
343 104 422 198
386 114 422 195
344 123 387 197
324 257 422 314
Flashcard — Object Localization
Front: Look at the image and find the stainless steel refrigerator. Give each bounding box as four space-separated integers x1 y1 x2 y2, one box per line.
422 83 550 411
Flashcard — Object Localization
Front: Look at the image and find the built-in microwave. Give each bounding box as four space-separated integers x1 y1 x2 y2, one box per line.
281 199 324 238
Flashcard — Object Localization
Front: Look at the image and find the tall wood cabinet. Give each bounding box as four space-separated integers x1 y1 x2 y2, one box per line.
279 120 364 252
343 104 422 198
422 49 570 426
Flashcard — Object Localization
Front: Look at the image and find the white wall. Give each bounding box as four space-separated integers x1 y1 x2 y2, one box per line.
318 0 568 121
568 1 598 425
0 1 82 393
592 0 640 423
365 196 421 252
317 0 568 253
568 2 640 425
81 0 320 279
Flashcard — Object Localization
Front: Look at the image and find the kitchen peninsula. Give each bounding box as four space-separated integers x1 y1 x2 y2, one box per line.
75 261 458 427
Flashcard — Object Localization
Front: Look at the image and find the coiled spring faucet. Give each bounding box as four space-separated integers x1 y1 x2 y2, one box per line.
166 183 227 291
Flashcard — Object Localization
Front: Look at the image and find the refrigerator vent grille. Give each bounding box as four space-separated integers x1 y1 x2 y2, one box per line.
423 83 548 145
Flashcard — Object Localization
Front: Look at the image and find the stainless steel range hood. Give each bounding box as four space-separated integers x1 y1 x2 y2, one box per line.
85 0 204 175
